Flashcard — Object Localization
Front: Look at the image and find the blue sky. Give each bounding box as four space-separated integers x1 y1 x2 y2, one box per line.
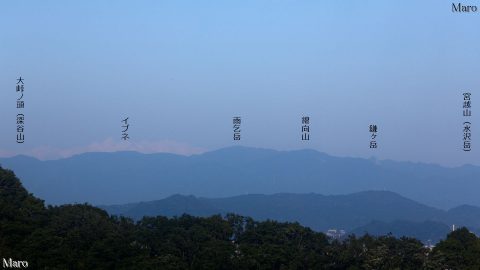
0 1 479 166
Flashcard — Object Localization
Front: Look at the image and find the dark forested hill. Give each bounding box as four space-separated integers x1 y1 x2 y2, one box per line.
1 147 480 209
102 191 448 230
2 166 480 269
100 192 480 243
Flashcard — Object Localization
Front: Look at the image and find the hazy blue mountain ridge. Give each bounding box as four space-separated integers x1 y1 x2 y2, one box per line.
0 146 478 209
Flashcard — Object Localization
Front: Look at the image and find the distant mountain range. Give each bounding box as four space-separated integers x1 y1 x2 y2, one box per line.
0 146 479 209
100 191 480 244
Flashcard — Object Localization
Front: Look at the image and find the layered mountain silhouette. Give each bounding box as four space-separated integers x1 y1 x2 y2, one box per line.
0 146 479 209
100 191 480 243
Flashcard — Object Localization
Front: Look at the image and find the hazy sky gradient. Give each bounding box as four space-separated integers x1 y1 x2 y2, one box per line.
1 1 479 166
